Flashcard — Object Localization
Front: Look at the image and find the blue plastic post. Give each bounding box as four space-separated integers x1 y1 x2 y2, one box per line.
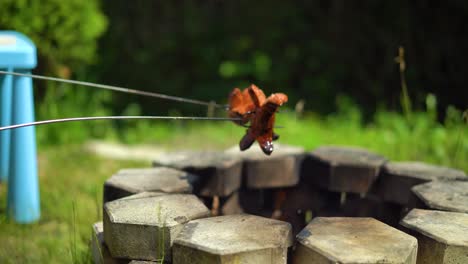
0 31 40 223
8 70 40 222
0 68 13 182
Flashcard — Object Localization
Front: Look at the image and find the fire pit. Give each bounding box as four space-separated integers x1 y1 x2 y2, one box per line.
91 144 468 263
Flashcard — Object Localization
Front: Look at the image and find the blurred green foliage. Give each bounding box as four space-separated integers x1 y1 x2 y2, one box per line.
0 1 466 146
0 0 107 74
0 0 110 145
36 83 115 145
97 1 468 117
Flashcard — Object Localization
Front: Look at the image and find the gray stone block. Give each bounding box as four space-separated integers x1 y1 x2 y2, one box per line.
173 214 293 264
91 222 129 264
377 161 466 205
104 193 210 261
221 192 244 215
301 146 387 193
293 217 417 264
401 209 468 264
153 151 242 197
410 180 468 213
118 191 165 201
104 167 193 202
225 144 304 189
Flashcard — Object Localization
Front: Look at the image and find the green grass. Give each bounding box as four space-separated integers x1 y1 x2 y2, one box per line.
0 145 146 263
0 106 466 263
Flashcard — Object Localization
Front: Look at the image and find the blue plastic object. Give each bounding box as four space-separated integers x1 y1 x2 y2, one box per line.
0 31 40 223
0 67 13 182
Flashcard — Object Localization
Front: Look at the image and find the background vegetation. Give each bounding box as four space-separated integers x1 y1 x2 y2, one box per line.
0 1 466 263
2 1 468 127
96 1 468 117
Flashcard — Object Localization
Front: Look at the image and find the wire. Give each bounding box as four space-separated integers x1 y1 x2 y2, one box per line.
0 116 241 131
0 71 288 131
0 70 227 109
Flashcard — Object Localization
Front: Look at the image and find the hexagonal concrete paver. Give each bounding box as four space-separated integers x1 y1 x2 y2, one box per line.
225 144 304 189
153 151 242 197
293 217 417 264
410 180 468 213
173 214 293 264
301 146 387 193
221 192 244 215
91 222 129 264
377 162 466 205
401 209 468 264
104 167 193 202
104 193 210 261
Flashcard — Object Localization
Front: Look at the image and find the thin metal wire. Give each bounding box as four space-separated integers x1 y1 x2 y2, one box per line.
0 71 288 131
0 116 241 131
0 70 227 109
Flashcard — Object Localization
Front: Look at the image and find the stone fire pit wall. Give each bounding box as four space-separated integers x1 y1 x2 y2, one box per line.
92 144 468 264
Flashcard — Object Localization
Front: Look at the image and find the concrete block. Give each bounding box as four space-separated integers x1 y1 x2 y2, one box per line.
293 217 417 264
301 146 387 193
221 192 244 215
226 144 304 188
91 222 129 264
377 162 466 205
117 191 165 201
153 151 242 197
401 209 468 264
173 214 293 264
410 180 468 213
104 193 210 261
104 167 193 202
